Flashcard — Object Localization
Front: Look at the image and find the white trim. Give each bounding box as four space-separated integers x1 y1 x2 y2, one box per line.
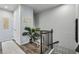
48 48 54 54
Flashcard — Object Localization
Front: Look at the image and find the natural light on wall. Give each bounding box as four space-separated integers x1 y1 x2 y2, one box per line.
59 5 72 13
75 4 78 18
4 6 8 9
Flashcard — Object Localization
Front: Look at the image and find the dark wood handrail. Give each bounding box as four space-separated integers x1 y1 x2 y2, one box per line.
48 41 59 46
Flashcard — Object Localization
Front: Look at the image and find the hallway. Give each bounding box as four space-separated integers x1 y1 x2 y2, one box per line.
0 4 79 54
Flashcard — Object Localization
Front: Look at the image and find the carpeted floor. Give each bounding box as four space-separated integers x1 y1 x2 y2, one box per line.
51 44 76 54
0 42 2 54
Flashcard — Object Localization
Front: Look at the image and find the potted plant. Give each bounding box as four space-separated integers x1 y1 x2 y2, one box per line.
22 27 40 43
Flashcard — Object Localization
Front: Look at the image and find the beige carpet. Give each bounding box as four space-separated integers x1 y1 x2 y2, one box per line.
2 40 25 54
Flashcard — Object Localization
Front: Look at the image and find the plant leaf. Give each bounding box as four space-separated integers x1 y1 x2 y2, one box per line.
25 27 31 32
32 28 35 32
22 32 29 36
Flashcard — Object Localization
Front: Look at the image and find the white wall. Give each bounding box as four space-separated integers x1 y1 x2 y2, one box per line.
20 5 34 44
0 9 13 42
77 5 79 45
13 5 34 45
34 14 39 28
37 4 77 50
13 5 21 45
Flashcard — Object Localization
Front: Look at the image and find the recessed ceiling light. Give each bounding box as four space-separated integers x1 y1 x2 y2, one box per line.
4 6 8 9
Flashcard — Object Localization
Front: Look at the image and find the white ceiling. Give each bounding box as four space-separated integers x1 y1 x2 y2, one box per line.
0 4 60 13
0 4 18 12
27 4 60 13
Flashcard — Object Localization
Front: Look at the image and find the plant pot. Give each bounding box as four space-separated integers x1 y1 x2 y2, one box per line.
29 38 33 43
